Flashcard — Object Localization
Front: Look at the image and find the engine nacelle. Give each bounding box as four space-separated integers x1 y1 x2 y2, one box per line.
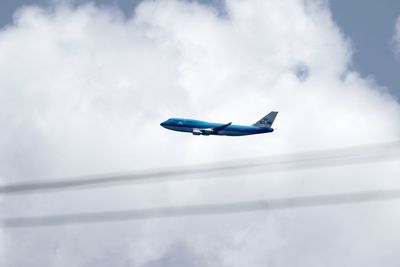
192 129 213 135
192 129 202 135
201 129 213 136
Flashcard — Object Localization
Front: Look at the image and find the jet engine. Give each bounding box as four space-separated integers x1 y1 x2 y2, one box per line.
192 129 214 135
192 129 202 135
201 129 214 136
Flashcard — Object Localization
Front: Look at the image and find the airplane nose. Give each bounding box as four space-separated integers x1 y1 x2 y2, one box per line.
160 121 167 128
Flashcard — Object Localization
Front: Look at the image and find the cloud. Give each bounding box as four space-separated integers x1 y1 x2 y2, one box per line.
1 0 400 266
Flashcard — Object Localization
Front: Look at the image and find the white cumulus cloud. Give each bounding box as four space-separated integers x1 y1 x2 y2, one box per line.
1 0 400 266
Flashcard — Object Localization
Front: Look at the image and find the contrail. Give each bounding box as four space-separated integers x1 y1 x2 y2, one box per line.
2 189 400 227
1 141 399 194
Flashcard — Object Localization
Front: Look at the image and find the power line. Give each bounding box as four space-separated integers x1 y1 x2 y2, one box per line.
2 189 400 227
1 141 399 195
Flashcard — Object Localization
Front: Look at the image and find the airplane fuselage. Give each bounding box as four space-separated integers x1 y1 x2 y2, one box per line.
160 118 274 136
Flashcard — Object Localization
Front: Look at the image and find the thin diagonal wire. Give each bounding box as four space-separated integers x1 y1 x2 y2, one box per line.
1 141 399 194
2 189 400 227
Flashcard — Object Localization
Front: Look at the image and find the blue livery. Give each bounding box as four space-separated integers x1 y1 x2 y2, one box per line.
160 111 278 136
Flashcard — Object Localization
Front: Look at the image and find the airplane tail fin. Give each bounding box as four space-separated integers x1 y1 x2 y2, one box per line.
253 111 278 128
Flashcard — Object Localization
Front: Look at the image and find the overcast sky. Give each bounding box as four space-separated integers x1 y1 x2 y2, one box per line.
1 0 400 266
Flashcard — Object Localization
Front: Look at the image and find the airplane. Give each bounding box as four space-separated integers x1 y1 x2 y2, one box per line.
160 111 278 136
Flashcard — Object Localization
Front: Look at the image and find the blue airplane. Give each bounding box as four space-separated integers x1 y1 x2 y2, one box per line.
160 111 278 136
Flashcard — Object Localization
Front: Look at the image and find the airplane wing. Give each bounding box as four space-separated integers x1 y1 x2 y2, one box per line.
212 122 232 133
